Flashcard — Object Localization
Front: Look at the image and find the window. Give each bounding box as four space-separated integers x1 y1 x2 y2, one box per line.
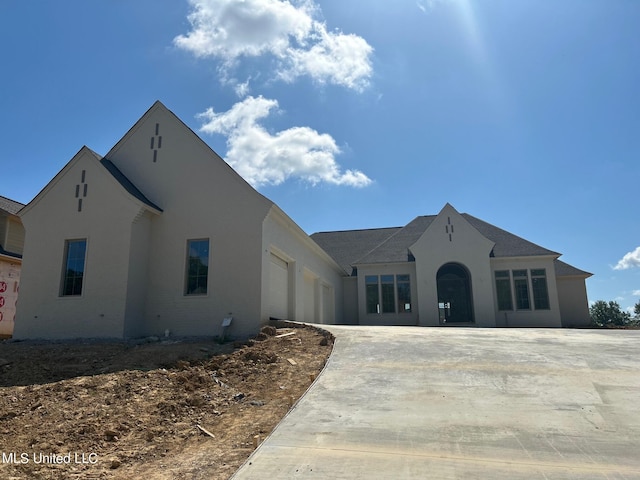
495 270 513 311
513 269 530 310
365 274 412 314
381 275 395 313
365 275 379 314
397 274 412 313
185 239 209 295
531 269 550 310
61 239 87 296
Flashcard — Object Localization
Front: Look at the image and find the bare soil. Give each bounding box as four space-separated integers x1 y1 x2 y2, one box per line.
0 324 333 479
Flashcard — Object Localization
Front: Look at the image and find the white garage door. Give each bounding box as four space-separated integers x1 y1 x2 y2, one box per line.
269 253 289 320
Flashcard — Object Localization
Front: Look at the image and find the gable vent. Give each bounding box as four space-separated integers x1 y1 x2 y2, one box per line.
150 123 163 162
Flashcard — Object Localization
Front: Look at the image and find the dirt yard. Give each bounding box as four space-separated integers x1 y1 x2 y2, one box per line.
0 323 333 479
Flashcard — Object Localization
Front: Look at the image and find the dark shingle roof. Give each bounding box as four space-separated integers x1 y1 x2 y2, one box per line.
0 195 25 215
313 212 563 273
311 227 401 275
554 259 592 277
100 159 163 212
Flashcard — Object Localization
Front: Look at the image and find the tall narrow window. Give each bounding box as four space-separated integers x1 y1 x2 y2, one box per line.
365 275 379 314
396 274 411 313
531 269 550 310
495 270 513 311
61 239 87 296
381 275 395 313
185 239 209 295
513 269 530 310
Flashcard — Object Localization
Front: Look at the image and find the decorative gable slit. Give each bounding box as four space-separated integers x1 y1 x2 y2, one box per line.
75 170 88 212
150 123 162 163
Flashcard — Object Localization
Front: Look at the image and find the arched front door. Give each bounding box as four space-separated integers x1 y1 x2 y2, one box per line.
437 263 474 325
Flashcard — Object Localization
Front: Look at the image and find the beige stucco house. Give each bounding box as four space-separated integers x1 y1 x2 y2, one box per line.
0 196 24 336
312 203 592 328
14 102 344 339
13 102 591 339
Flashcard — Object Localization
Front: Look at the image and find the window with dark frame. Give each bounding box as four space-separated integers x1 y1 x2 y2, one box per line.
513 269 530 310
531 268 550 310
185 239 209 295
365 275 379 314
365 274 412 314
495 270 513 311
396 274 412 313
61 239 87 296
381 275 395 313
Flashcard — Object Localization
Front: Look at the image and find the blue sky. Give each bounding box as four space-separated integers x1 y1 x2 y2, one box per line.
1 0 639 312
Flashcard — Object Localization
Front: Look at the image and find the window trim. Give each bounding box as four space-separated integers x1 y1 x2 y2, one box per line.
494 270 513 311
184 238 210 296
365 274 412 315
60 238 87 297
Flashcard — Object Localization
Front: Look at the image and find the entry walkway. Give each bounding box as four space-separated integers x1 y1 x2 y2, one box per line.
232 326 640 479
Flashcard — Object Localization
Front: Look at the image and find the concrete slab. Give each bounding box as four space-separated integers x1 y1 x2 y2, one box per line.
232 327 640 479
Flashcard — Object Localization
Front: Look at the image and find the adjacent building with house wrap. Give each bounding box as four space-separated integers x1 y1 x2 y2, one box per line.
0 195 24 336
13 102 591 339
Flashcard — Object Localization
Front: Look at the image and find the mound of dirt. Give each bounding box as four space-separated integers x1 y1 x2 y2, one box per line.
0 324 333 479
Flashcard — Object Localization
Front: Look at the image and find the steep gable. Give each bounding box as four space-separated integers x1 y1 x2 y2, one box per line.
104 101 273 216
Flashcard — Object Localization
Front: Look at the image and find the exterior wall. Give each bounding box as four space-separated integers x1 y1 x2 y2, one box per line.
261 207 344 327
0 257 20 337
411 204 496 327
490 257 562 327
556 276 591 327
123 210 153 338
14 149 144 339
356 263 418 326
342 276 359 324
106 104 273 339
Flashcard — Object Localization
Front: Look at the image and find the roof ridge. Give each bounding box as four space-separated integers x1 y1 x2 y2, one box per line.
313 226 402 235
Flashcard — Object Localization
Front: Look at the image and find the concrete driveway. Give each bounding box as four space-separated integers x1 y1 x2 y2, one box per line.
232 326 640 479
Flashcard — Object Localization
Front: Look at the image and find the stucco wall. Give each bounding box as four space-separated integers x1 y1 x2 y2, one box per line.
411 204 496 327
490 257 562 327
261 207 344 327
14 149 142 339
557 276 591 327
106 104 273 339
342 276 359 324
355 263 418 326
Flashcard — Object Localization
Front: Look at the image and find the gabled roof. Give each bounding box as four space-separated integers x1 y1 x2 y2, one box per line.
311 227 401 275
0 195 25 215
100 159 162 212
312 211 563 274
554 259 592 278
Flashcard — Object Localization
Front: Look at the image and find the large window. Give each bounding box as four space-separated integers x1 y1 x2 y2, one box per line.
495 270 513 311
513 269 530 310
531 269 550 310
365 274 412 314
61 239 87 296
396 274 412 313
365 275 380 314
381 275 395 313
185 239 209 295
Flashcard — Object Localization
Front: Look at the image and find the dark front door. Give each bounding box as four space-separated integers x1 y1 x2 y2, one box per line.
437 263 474 325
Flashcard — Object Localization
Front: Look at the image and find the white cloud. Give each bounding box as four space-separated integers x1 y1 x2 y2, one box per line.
632 290 640 296
198 96 372 188
174 0 373 91
613 246 640 270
